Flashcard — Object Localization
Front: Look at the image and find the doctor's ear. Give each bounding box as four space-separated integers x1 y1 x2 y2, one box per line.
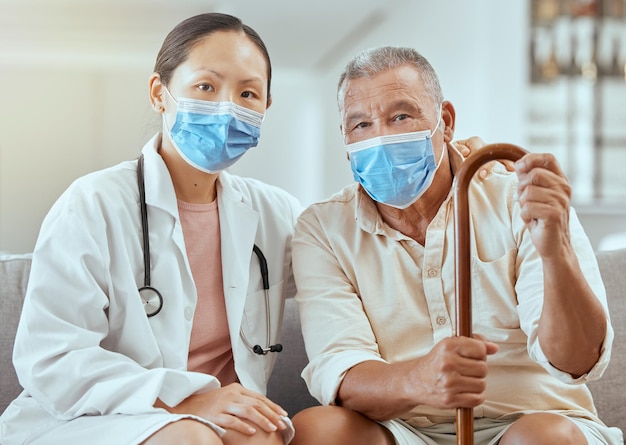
149 73 165 113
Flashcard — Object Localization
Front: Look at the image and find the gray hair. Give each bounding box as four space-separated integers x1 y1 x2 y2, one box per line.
337 46 444 112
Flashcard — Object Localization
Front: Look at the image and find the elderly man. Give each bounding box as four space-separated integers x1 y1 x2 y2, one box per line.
289 46 622 445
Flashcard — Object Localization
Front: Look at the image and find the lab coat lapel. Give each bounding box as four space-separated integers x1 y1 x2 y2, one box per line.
141 136 189 258
217 173 259 356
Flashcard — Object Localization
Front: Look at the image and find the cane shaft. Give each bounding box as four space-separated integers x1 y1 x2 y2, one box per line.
453 143 528 445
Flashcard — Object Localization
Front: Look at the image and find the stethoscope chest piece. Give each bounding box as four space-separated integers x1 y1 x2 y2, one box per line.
139 285 163 317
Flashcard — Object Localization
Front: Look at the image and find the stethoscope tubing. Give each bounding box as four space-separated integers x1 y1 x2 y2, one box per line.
136 154 280 354
137 155 163 317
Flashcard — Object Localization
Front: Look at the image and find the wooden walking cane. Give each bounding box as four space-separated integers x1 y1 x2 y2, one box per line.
453 143 528 445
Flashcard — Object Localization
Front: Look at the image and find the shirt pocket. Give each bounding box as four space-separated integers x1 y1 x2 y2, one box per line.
470 247 522 341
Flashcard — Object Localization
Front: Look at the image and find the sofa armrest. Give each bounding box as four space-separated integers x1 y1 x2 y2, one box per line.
587 248 626 434
0 254 32 413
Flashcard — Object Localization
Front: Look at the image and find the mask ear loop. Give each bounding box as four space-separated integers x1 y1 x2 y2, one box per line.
161 85 178 106
434 140 446 169
160 86 179 140
432 103 446 170
430 103 443 136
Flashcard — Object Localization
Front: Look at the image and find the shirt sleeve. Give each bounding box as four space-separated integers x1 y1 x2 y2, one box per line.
514 205 614 383
292 207 386 406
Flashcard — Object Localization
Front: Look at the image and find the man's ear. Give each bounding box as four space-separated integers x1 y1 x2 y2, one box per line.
441 100 456 143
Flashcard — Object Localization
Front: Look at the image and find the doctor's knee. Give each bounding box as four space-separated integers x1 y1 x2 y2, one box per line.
141 418 222 445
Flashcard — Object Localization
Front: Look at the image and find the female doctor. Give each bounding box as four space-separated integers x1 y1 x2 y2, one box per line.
0 12 302 445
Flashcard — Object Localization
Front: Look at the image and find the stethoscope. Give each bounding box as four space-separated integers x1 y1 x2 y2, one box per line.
136 154 282 355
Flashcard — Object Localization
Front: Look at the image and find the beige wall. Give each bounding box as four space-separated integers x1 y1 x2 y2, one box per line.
0 65 155 253
1 0 625 254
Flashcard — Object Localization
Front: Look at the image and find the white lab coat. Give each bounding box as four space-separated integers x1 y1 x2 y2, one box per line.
0 134 302 445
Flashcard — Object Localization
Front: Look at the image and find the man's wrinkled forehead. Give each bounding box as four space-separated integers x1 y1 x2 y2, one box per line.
340 77 431 121
339 66 428 111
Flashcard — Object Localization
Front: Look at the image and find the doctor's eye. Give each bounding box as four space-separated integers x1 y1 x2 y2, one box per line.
197 83 214 92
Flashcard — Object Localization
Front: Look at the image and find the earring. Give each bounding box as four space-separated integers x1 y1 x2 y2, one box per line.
154 104 163 112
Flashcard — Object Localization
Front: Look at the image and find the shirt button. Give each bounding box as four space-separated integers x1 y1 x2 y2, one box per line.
436 316 447 326
427 268 438 278
184 306 193 321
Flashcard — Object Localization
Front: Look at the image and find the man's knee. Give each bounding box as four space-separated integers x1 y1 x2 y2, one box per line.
291 406 393 445
499 413 586 445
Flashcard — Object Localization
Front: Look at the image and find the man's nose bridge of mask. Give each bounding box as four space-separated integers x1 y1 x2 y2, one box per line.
366 104 443 139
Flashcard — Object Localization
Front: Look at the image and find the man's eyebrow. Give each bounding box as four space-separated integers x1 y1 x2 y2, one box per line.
344 111 368 126
387 99 423 115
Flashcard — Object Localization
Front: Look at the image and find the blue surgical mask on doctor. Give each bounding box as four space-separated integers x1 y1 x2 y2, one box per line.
345 110 444 209
162 87 264 174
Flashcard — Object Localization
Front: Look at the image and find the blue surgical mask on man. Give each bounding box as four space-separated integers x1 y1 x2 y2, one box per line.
162 87 264 174
345 111 444 209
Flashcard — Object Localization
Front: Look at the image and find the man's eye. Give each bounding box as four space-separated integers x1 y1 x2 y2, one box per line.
394 114 409 121
355 122 370 129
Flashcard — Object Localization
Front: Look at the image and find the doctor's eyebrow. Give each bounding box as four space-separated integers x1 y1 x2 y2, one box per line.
191 68 264 86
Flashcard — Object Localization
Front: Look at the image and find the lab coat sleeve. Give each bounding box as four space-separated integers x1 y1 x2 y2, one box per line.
12 178 219 420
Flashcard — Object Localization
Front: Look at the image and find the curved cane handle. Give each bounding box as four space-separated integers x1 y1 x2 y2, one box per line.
453 143 528 445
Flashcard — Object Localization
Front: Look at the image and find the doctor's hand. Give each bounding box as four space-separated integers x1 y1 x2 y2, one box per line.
454 136 515 174
454 136 486 158
155 383 289 436
514 152 572 260
413 335 498 409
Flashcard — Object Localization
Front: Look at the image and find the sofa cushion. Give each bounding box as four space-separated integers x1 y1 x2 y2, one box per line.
0 253 31 411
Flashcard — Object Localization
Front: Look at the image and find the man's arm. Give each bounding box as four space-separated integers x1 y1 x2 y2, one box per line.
337 336 498 421
515 153 607 377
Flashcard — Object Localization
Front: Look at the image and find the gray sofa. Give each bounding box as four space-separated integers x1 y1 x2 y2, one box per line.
1 250 624 435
